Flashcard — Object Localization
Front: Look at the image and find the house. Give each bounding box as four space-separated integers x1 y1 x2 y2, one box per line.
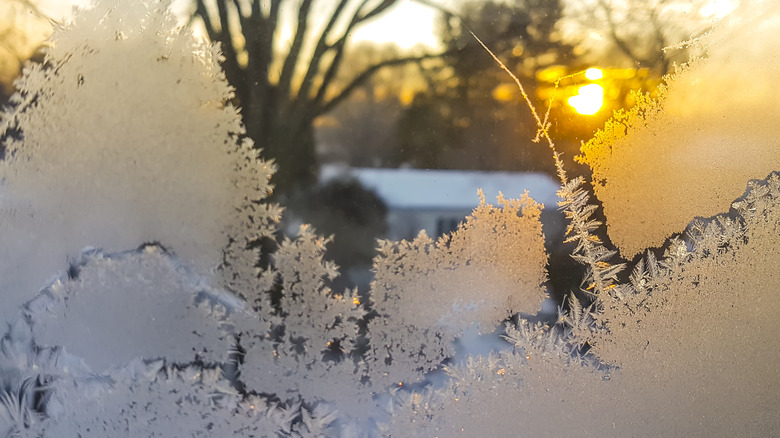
320 165 562 241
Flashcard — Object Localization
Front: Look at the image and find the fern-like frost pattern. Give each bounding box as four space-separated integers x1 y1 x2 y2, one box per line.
1 0 779 436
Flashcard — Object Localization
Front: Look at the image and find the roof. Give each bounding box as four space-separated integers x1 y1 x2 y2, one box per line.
320 165 561 210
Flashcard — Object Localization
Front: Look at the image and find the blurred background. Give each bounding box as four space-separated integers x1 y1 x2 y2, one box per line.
0 0 736 295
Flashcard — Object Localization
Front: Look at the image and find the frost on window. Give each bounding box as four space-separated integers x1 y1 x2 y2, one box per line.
383 2 780 434
26 245 254 372
238 192 548 418
237 224 372 417
0 0 550 433
578 0 780 257
367 192 548 388
0 0 277 326
382 350 607 437
580 172 780 434
2 0 780 435
382 172 780 436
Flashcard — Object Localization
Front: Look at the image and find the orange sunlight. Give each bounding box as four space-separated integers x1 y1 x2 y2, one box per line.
568 83 604 115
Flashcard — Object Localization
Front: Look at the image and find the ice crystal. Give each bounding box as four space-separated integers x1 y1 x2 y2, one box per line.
381 173 780 436
0 0 276 327
25 245 249 372
1 0 778 435
366 191 548 388
239 225 372 418
578 0 780 257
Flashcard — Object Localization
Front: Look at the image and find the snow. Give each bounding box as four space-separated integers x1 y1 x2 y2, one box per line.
321 164 561 210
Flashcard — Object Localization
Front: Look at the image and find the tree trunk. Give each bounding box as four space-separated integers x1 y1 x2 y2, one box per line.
243 95 318 197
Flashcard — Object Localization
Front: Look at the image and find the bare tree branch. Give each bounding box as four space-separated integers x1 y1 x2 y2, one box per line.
358 0 396 22
194 1 244 95
278 0 313 99
647 6 670 72
296 0 351 103
194 0 215 37
319 50 456 115
191 0 451 193
245 0 282 137
214 1 243 90
596 0 644 64
313 0 400 105
233 0 248 17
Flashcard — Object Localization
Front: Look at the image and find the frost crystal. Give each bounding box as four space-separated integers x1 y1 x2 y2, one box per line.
578 0 780 257
2 0 778 436
26 245 248 372
239 225 372 417
367 191 548 388
0 0 275 326
381 173 780 437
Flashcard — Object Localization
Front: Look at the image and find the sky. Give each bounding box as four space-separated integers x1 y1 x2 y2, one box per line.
32 0 444 49
350 0 441 49
29 0 739 52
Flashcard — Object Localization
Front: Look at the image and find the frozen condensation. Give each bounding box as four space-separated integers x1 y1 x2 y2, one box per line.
578 0 780 257
0 2 551 433
0 0 275 327
384 174 780 437
367 191 548 389
26 245 249 372
3 0 779 435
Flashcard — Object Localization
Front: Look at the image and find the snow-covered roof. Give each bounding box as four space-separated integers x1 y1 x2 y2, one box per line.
321 165 561 210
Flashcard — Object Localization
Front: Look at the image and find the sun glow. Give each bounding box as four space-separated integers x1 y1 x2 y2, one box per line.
350 2 439 49
585 67 603 80
701 0 737 19
568 83 604 115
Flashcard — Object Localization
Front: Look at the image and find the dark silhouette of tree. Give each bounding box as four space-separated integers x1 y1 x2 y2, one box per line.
191 0 450 196
568 0 718 75
313 41 417 168
394 0 580 174
440 0 577 89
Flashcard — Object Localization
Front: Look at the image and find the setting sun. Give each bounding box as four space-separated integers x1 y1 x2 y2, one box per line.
568 83 604 115
584 67 603 80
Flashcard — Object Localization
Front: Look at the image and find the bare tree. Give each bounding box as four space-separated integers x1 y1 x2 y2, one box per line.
569 0 716 75
191 0 450 196
393 0 579 173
